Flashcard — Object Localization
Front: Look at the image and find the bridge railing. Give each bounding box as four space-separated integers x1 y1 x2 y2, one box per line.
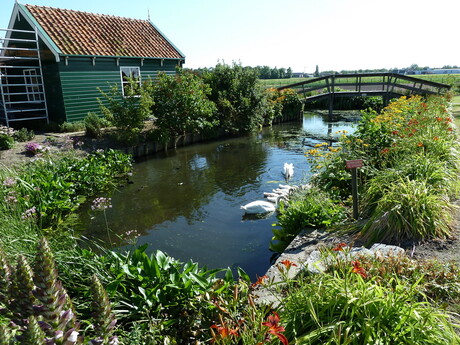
277 73 451 101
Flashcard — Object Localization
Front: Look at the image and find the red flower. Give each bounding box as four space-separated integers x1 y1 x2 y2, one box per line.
280 259 297 269
252 275 268 287
210 324 239 341
417 142 424 147
380 148 390 154
391 130 399 135
448 127 453 132
351 260 367 278
262 312 289 345
332 242 347 251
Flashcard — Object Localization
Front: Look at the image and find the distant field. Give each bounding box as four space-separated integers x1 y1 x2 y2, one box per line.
260 74 460 89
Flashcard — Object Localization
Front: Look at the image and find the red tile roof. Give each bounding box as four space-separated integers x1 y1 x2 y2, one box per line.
25 4 184 59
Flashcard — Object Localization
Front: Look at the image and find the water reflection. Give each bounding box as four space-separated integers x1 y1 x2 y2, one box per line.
78 112 357 279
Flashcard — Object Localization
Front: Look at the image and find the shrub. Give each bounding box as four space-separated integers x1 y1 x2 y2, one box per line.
203 63 267 134
264 88 284 125
85 112 109 138
308 95 460 242
325 251 460 304
13 128 35 142
0 134 15 150
59 120 85 133
271 187 346 252
280 88 303 117
151 70 217 147
362 95 384 112
99 78 154 137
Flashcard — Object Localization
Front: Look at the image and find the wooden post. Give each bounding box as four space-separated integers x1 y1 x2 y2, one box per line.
328 74 335 118
346 159 363 220
351 168 359 219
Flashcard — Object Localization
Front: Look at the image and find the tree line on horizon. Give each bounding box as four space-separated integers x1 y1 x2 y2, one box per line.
192 63 460 80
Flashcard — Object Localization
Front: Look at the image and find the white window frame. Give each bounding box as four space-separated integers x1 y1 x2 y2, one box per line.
120 67 141 97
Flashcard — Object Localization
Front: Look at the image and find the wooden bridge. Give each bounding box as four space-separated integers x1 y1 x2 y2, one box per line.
277 73 451 115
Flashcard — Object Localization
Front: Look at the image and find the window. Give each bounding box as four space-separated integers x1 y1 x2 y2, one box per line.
120 67 141 96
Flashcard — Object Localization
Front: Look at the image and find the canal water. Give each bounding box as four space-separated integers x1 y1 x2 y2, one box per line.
78 112 357 279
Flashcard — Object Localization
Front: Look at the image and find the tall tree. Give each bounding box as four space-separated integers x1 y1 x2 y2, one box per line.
314 65 320 77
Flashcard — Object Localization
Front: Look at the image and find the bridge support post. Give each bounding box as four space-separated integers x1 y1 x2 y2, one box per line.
328 94 334 118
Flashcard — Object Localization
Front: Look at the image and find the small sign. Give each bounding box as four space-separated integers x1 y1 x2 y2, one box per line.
346 159 363 169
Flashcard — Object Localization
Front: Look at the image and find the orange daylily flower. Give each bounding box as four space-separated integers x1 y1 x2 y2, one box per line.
280 259 297 269
252 275 268 287
262 312 289 345
332 242 347 251
210 324 239 341
351 260 367 278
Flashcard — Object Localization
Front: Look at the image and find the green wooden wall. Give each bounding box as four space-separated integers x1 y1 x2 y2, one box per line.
58 57 179 123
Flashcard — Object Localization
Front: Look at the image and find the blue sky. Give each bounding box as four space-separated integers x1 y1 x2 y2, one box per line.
1 0 459 73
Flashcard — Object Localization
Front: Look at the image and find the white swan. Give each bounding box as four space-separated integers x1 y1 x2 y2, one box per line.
264 192 279 198
283 163 294 181
266 195 279 203
241 195 286 214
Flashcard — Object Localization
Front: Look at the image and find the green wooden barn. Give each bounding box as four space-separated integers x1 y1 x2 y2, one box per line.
0 2 185 126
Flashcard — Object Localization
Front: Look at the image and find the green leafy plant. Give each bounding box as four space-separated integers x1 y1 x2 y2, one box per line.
98 244 245 341
0 149 132 229
271 187 346 253
362 177 453 242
